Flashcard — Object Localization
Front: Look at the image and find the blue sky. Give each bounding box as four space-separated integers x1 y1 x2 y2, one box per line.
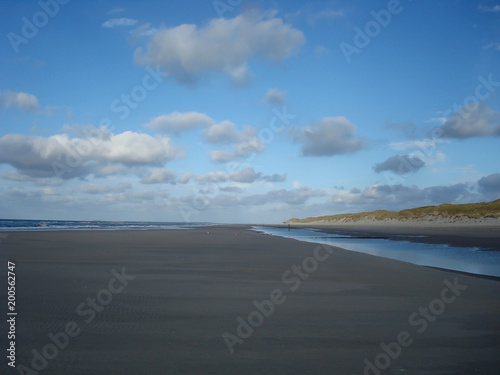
1 0 500 223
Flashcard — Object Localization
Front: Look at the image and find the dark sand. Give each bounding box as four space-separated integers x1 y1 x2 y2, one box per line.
1 227 499 374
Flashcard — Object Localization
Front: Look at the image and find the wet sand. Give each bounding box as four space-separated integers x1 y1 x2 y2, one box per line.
0 227 499 374
276 223 500 251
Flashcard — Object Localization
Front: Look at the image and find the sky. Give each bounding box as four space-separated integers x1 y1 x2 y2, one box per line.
0 0 499 223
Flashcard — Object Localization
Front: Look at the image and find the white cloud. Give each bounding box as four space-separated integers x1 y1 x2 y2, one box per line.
188 186 324 208
314 45 331 57
228 167 261 183
208 150 235 163
307 9 344 24
141 168 177 184
264 88 287 105
0 127 184 179
293 117 365 157
479 4 500 12
196 171 229 184
439 102 500 138
133 10 305 84
93 164 129 177
203 121 241 144
80 183 131 194
108 8 125 15
262 173 287 183
205 122 264 163
130 23 158 38
102 18 138 28
195 167 286 184
286 5 344 25
246 186 325 206
144 111 214 134
91 131 183 164
178 172 193 184
0 90 40 112
330 183 472 209
483 42 500 51
1 171 63 186
389 138 448 151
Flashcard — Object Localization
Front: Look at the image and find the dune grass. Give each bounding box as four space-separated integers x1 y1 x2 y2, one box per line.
285 199 500 223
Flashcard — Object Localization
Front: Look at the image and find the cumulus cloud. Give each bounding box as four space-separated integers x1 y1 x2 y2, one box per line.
244 186 325 205
133 10 305 84
102 18 138 28
203 121 241 144
205 123 264 163
1 171 63 186
108 8 125 15
130 23 158 40
331 183 472 208
93 164 129 177
264 88 287 105
293 117 365 157
0 90 40 112
389 138 449 151
229 167 261 183
196 167 286 185
220 186 244 193
286 5 344 25
190 186 324 208
196 171 229 184
307 9 344 24
80 183 131 194
143 111 214 134
178 172 193 184
483 42 500 51
262 173 287 183
373 154 425 175
141 168 177 184
0 128 184 179
477 173 500 193
479 4 500 12
439 102 500 139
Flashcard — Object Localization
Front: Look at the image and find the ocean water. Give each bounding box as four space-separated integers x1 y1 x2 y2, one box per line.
0 219 210 231
252 226 500 278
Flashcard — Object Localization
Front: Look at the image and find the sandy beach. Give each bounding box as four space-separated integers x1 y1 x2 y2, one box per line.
1 227 499 374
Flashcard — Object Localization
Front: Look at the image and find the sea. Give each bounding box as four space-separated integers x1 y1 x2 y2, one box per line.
0 219 210 231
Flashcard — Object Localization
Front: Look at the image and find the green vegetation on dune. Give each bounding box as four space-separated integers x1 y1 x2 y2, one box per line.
285 199 500 223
